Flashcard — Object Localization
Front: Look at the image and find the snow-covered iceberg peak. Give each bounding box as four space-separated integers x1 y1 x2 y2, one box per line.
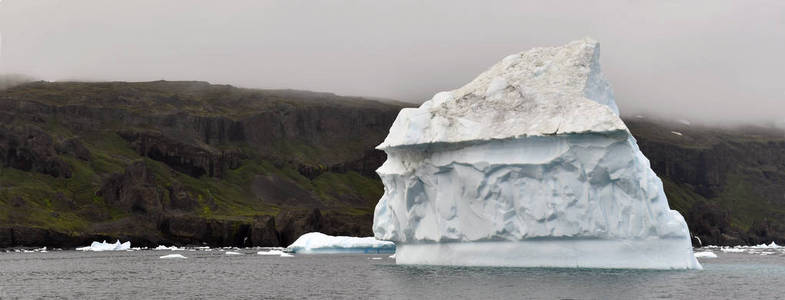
373 38 701 269
378 38 624 149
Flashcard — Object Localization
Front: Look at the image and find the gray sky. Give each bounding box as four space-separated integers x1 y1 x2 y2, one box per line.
0 0 783 123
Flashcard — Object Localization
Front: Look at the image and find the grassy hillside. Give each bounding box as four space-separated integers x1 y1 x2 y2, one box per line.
1 80 784 247
0 81 403 247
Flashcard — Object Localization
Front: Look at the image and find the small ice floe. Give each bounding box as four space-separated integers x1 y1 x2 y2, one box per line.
720 247 745 253
389 254 396 259
694 251 717 258
257 249 294 257
160 254 187 259
154 245 183 251
21 247 48 253
370 257 383 260
286 232 396 254
671 131 683 136
76 240 131 252
225 251 243 255
257 250 285 256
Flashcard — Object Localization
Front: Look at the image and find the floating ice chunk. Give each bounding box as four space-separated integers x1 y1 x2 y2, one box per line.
257 250 285 256
750 242 782 249
279 252 294 257
694 251 717 258
160 254 187 259
286 232 396 254
720 247 745 253
225 251 243 255
389 254 396 259
370 257 383 260
76 240 131 252
373 38 700 270
671 131 683 136
21 247 48 253
154 245 184 251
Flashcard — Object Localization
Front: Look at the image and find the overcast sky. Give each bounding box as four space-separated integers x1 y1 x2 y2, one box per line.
0 0 783 123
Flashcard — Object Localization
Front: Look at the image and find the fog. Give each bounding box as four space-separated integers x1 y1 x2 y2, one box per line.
0 0 783 123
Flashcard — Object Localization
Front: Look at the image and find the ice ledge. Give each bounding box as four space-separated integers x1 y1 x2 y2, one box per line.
395 239 701 270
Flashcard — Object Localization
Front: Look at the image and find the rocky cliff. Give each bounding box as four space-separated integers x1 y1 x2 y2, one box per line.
0 81 399 248
1 81 783 247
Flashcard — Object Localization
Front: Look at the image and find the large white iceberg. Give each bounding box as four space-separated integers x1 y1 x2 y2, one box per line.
287 232 396 254
76 240 131 252
372 38 701 269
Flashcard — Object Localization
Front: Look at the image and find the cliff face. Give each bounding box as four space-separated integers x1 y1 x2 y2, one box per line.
0 81 400 248
0 81 783 247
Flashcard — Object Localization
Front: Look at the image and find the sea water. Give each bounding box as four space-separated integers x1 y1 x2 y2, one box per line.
0 250 782 299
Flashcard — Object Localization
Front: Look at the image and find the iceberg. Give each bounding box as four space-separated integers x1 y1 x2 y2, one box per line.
286 232 396 254
76 240 131 252
224 251 243 255
373 38 701 269
750 242 781 249
159 254 187 259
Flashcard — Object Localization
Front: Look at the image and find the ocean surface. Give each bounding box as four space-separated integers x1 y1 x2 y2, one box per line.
0 249 783 299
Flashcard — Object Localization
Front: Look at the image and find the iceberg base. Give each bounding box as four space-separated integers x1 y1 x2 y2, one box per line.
396 239 701 270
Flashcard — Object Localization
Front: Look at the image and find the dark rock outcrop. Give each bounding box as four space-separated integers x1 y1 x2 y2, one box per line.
0 126 72 178
165 182 198 212
158 215 251 247
250 216 280 246
97 161 164 215
0 226 77 248
55 137 91 161
118 131 244 178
